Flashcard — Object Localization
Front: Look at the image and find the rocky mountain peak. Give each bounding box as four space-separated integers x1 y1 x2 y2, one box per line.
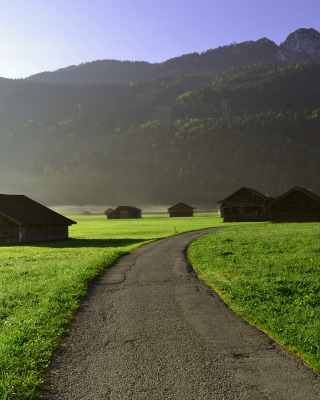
278 28 320 62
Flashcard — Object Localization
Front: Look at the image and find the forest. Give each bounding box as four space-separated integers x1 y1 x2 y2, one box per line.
0 62 320 208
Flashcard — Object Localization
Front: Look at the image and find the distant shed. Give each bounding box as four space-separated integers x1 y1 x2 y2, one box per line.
104 208 114 216
82 210 92 215
0 194 76 244
218 186 270 222
168 203 195 217
105 206 142 219
269 186 320 222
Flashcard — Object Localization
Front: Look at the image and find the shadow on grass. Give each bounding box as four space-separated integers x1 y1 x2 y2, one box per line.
25 238 153 249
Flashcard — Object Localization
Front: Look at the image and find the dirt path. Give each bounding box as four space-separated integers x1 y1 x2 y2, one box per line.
44 228 320 399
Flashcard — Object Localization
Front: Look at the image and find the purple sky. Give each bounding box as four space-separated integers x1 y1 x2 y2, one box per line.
0 0 319 79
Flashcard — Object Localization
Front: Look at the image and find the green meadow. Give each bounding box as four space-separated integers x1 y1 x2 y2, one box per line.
0 213 218 400
189 222 320 371
0 214 319 399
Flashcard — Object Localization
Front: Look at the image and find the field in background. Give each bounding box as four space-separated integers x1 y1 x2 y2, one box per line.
0 213 219 400
188 222 320 372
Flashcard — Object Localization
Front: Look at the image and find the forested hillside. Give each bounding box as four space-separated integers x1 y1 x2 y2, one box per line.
1 61 319 208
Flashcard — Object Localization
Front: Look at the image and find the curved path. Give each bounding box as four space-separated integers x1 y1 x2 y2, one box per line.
45 228 320 399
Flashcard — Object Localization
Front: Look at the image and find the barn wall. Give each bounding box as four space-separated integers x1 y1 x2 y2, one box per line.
271 191 320 211
270 192 320 222
270 212 320 222
169 210 193 217
0 215 19 244
23 225 69 243
223 207 267 222
107 208 141 219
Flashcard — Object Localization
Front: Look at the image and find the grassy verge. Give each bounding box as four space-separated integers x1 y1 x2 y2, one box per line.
0 213 220 399
188 222 320 371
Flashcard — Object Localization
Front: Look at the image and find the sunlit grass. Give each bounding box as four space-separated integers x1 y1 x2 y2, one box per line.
3 214 319 398
0 213 220 399
188 222 320 371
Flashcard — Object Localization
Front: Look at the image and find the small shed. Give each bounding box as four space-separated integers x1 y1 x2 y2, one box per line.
0 194 76 244
218 187 270 222
168 203 195 217
103 208 114 216
82 210 92 216
269 186 320 222
105 206 142 219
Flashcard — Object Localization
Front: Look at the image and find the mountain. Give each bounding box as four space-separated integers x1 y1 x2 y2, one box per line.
0 28 319 208
25 28 320 86
2 62 320 207
278 28 320 62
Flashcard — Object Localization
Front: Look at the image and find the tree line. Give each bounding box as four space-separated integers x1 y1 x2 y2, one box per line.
0 62 319 206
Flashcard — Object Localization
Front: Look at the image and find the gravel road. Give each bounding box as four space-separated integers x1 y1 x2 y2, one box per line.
44 228 320 399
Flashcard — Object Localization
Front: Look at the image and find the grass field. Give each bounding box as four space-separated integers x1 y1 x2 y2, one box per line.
1 214 319 399
0 213 219 400
188 222 320 372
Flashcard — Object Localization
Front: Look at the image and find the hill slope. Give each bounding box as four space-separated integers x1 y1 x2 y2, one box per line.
1 60 320 207
25 28 320 86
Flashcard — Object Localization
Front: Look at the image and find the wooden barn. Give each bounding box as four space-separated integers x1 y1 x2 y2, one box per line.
0 194 76 244
269 186 320 222
105 206 142 219
218 187 270 222
168 203 195 217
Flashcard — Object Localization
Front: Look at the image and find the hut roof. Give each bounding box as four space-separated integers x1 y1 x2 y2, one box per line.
270 186 320 206
111 206 142 213
168 202 195 211
218 186 268 208
0 194 76 226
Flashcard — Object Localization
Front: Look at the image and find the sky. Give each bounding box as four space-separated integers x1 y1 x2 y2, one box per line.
0 0 320 79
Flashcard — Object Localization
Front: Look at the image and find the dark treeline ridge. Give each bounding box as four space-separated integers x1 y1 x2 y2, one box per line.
1 62 320 207
25 38 279 86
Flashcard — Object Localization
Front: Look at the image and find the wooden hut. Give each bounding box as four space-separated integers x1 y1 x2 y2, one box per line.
82 210 92 215
218 187 270 222
105 206 141 219
269 186 320 222
168 203 195 217
0 194 76 244
103 208 114 216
